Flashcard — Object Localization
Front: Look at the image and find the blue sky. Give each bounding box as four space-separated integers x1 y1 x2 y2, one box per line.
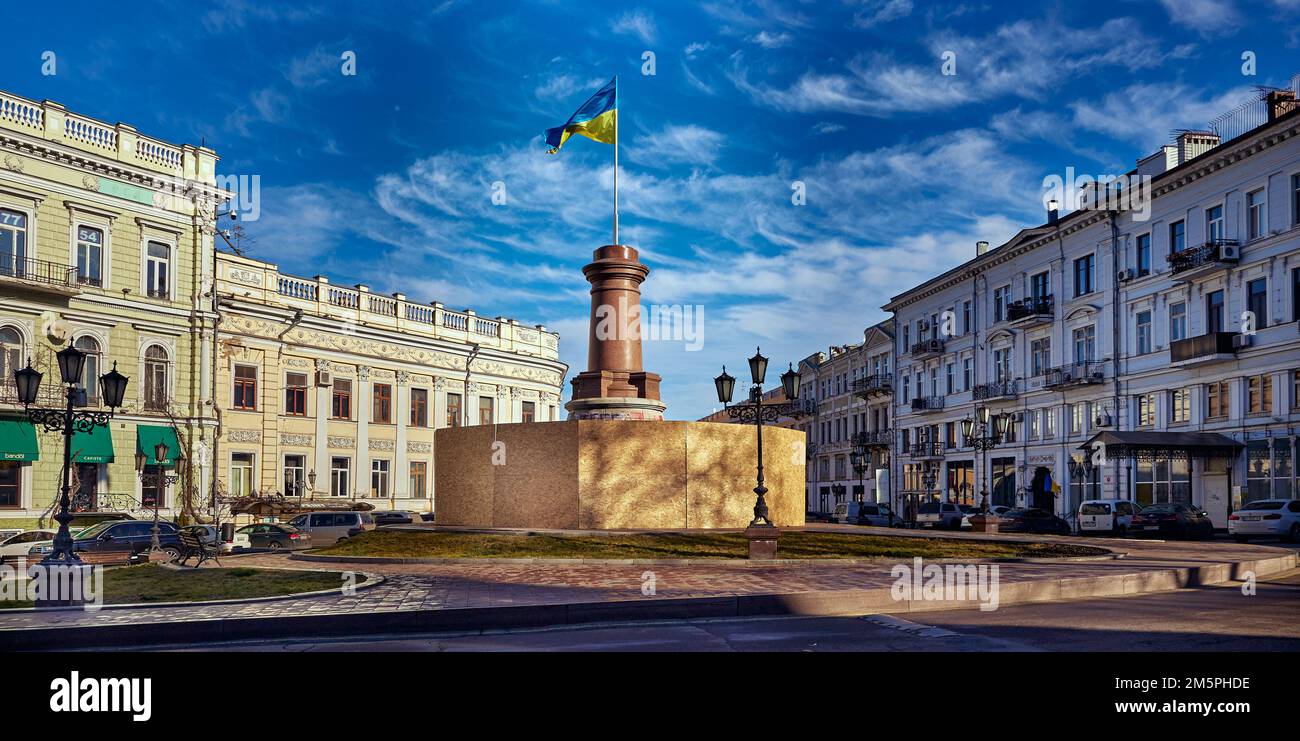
4 0 1299 419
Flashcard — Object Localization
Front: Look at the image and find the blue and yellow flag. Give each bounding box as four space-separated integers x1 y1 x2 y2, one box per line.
544 77 617 154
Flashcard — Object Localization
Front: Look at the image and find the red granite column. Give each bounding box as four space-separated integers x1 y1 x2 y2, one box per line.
565 245 666 420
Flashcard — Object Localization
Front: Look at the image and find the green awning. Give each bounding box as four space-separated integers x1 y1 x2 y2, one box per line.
136 425 181 466
71 426 115 463
0 419 39 462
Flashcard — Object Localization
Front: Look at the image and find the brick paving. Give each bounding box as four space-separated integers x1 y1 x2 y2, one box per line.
0 530 1293 636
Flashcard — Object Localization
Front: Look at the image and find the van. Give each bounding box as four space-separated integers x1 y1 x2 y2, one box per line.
832 502 898 526
1078 499 1142 536
916 502 964 530
287 511 376 545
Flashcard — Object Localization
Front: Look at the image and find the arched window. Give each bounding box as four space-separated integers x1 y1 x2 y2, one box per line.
0 209 27 278
144 345 169 411
0 326 22 396
74 336 101 404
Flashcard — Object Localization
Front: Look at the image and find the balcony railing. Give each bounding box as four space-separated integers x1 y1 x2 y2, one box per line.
910 339 945 357
1168 239 1238 276
908 441 943 458
0 381 65 407
852 430 892 448
1170 332 1238 365
910 396 945 412
973 379 1018 401
1043 362 1105 388
851 373 892 398
0 254 78 292
1006 296 1053 324
142 394 170 412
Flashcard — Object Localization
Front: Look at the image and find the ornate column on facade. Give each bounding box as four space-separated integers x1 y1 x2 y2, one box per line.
565 244 666 420
355 365 371 498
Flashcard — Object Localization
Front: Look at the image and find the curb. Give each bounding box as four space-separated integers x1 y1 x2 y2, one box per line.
287 551 1124 566
2 550 1292 650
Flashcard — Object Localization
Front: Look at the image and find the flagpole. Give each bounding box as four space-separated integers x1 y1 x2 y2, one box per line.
613 75 619 246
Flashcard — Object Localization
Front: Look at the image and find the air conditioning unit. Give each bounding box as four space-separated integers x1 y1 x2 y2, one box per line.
1232 334 1252 350
927 339 943 352
1219 244 1239 261
315 370 333 387
1116 269 1134 282
918 320 930 331
1094 412 1113 427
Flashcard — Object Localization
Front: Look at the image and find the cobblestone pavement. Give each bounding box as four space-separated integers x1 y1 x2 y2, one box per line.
0 531 1293 635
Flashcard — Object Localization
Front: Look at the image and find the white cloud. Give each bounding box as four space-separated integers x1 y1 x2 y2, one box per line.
534 73 604 100
1156 0 1242 35
627 125 726 168
747 30 792 48
609 9 658 44
1069 82 1257 150
851 0 913 28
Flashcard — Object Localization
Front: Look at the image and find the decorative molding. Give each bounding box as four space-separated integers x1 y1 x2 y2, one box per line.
228 267 263 287
280 433 313 447
2 154 24 172
81 174 99 191
369 439 396 452
228 429 261 443
407 441 432 454
328 436 355 449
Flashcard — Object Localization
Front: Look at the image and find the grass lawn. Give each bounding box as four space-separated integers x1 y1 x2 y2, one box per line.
0 564 346 609
317 530 1108 560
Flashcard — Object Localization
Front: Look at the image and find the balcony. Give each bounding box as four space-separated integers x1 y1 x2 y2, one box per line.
0 254 79 296
910 339 945 358
851 373 892 399
1170 332 1239 367
0 381 65 407
1043 362 1105 389
1168 239 1239 281
852 430 893 448
910 396 945 413
973 379 1019 401
1006 296 1053 327
908 441 943 459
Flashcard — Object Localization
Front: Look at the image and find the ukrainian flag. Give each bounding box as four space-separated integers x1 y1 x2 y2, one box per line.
544 77 617 154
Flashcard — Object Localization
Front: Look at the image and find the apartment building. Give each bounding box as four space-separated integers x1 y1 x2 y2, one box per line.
213 252 566 513
886 87 1300 527
0 91 223 528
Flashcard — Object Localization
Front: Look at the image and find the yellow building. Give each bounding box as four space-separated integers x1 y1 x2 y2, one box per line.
0 90 224 528
213 252 567 513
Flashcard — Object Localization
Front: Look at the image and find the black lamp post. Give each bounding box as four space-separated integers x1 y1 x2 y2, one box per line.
136 440 181 555
713 349 807 531
1068 455 1096 508
15 349 128 568
961 406 1016 512
849 447 868 503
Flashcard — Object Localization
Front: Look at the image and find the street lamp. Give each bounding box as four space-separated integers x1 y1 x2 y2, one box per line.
15 350 128 577
961 405 1016 512
714 350 808 542
137 439 181 556
849 447 868 504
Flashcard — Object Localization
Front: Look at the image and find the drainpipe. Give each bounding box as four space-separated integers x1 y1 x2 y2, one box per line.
1108 211 1124 500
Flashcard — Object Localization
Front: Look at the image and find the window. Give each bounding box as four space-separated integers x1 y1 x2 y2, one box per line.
1207 290 1225 334
945 421 956 449
409 461 427 499
1247 374 1272 415
1136 394 1156 427
75 336 101 404
1136 310 1152 354
962 357 972 391
0 461 21 508
410 388 428 427
1135 456 1190 507
143 345 168 411
994 285 1011 323
372 383 392 424
993 348 1011 383
370 459 390 498
0 326 21 394
1026 338 1048 376
230 453 254 498
1073 254 1094 296
75 225 103 286
232 364 257 410
900 374 909 403
283 455 306 496
1293 173 1300 225
1206 380 1230 418
1135 233 1151 276
1294 267 1300 323
929 367 938 397
331 379 351 419
1245 440 1294 504
1247 189 1265 241
1029 409 1041 439
1031 271 1050 300
1169 220 1185 254
945 363 955 394
1205 205 1224 243
1293 370 1300 410
446 392 462 427
1043 407 1056 438
145 240 170 298
1247 278 1267 328
1169 388 1190 424
962 301 971 334
479 395 494 426
285 372 308 416
1070 403 1086 434
0 209 28 278
330 457 351 497
1073 325 1096 363
1169 302 1186 342
141 464 167 508
521 400 535 423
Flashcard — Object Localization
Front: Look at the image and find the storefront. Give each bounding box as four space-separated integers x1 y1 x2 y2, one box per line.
0 418 38 509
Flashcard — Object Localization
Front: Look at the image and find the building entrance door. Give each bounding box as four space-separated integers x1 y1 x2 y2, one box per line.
1201 472 1229 529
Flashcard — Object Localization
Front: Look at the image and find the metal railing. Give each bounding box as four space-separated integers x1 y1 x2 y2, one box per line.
852 429 892 447
1168 239 1238 275
1006 296 1053 322
1043 362 1105 388
1170 332 1238 363
973 379 1019 400
851 373 892 397
0 254 78 288
911 396 945 412
910 339 945 356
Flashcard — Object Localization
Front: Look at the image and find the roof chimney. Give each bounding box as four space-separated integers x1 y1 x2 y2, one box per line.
1046 199 1060 226
976 240 990 256
1267 89 1298 122
1176 131 1220 165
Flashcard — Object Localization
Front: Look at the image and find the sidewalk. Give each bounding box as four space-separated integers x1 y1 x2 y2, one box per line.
1 529 1293 649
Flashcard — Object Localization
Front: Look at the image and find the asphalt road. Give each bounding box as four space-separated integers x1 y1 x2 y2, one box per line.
167 566 1300 653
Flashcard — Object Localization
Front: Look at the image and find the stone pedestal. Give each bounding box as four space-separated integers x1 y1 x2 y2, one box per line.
566 244 666 420
970 514 999 533
745 525 780 559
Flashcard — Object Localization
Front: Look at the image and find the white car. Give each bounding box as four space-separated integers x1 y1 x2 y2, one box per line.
1228 499 1300 542
183 524 252 553
1078 499 1144 536
916 502 965 530
0 529 57 563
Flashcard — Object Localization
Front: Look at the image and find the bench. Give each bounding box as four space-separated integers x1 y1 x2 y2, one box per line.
177 530 221 568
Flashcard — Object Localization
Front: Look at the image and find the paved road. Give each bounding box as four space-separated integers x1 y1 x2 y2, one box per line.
163 568 1300 653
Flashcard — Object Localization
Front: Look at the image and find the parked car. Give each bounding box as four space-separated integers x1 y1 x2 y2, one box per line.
998 508 1072 535
854 503 901 527
182 524 251 554
374 510 421 526
286 511 375 545
916 502 965 530
833 501 894 525
29 520 182 563
1130 503 1214 540
1228 499 1300 542
236 523 313 550
988 505 1014 517
0 529 57 563
1078 499 1143 536
805 511 836 523
419 512 436 523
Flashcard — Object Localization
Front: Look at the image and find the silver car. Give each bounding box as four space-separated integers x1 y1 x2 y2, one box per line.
287 511 376 546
